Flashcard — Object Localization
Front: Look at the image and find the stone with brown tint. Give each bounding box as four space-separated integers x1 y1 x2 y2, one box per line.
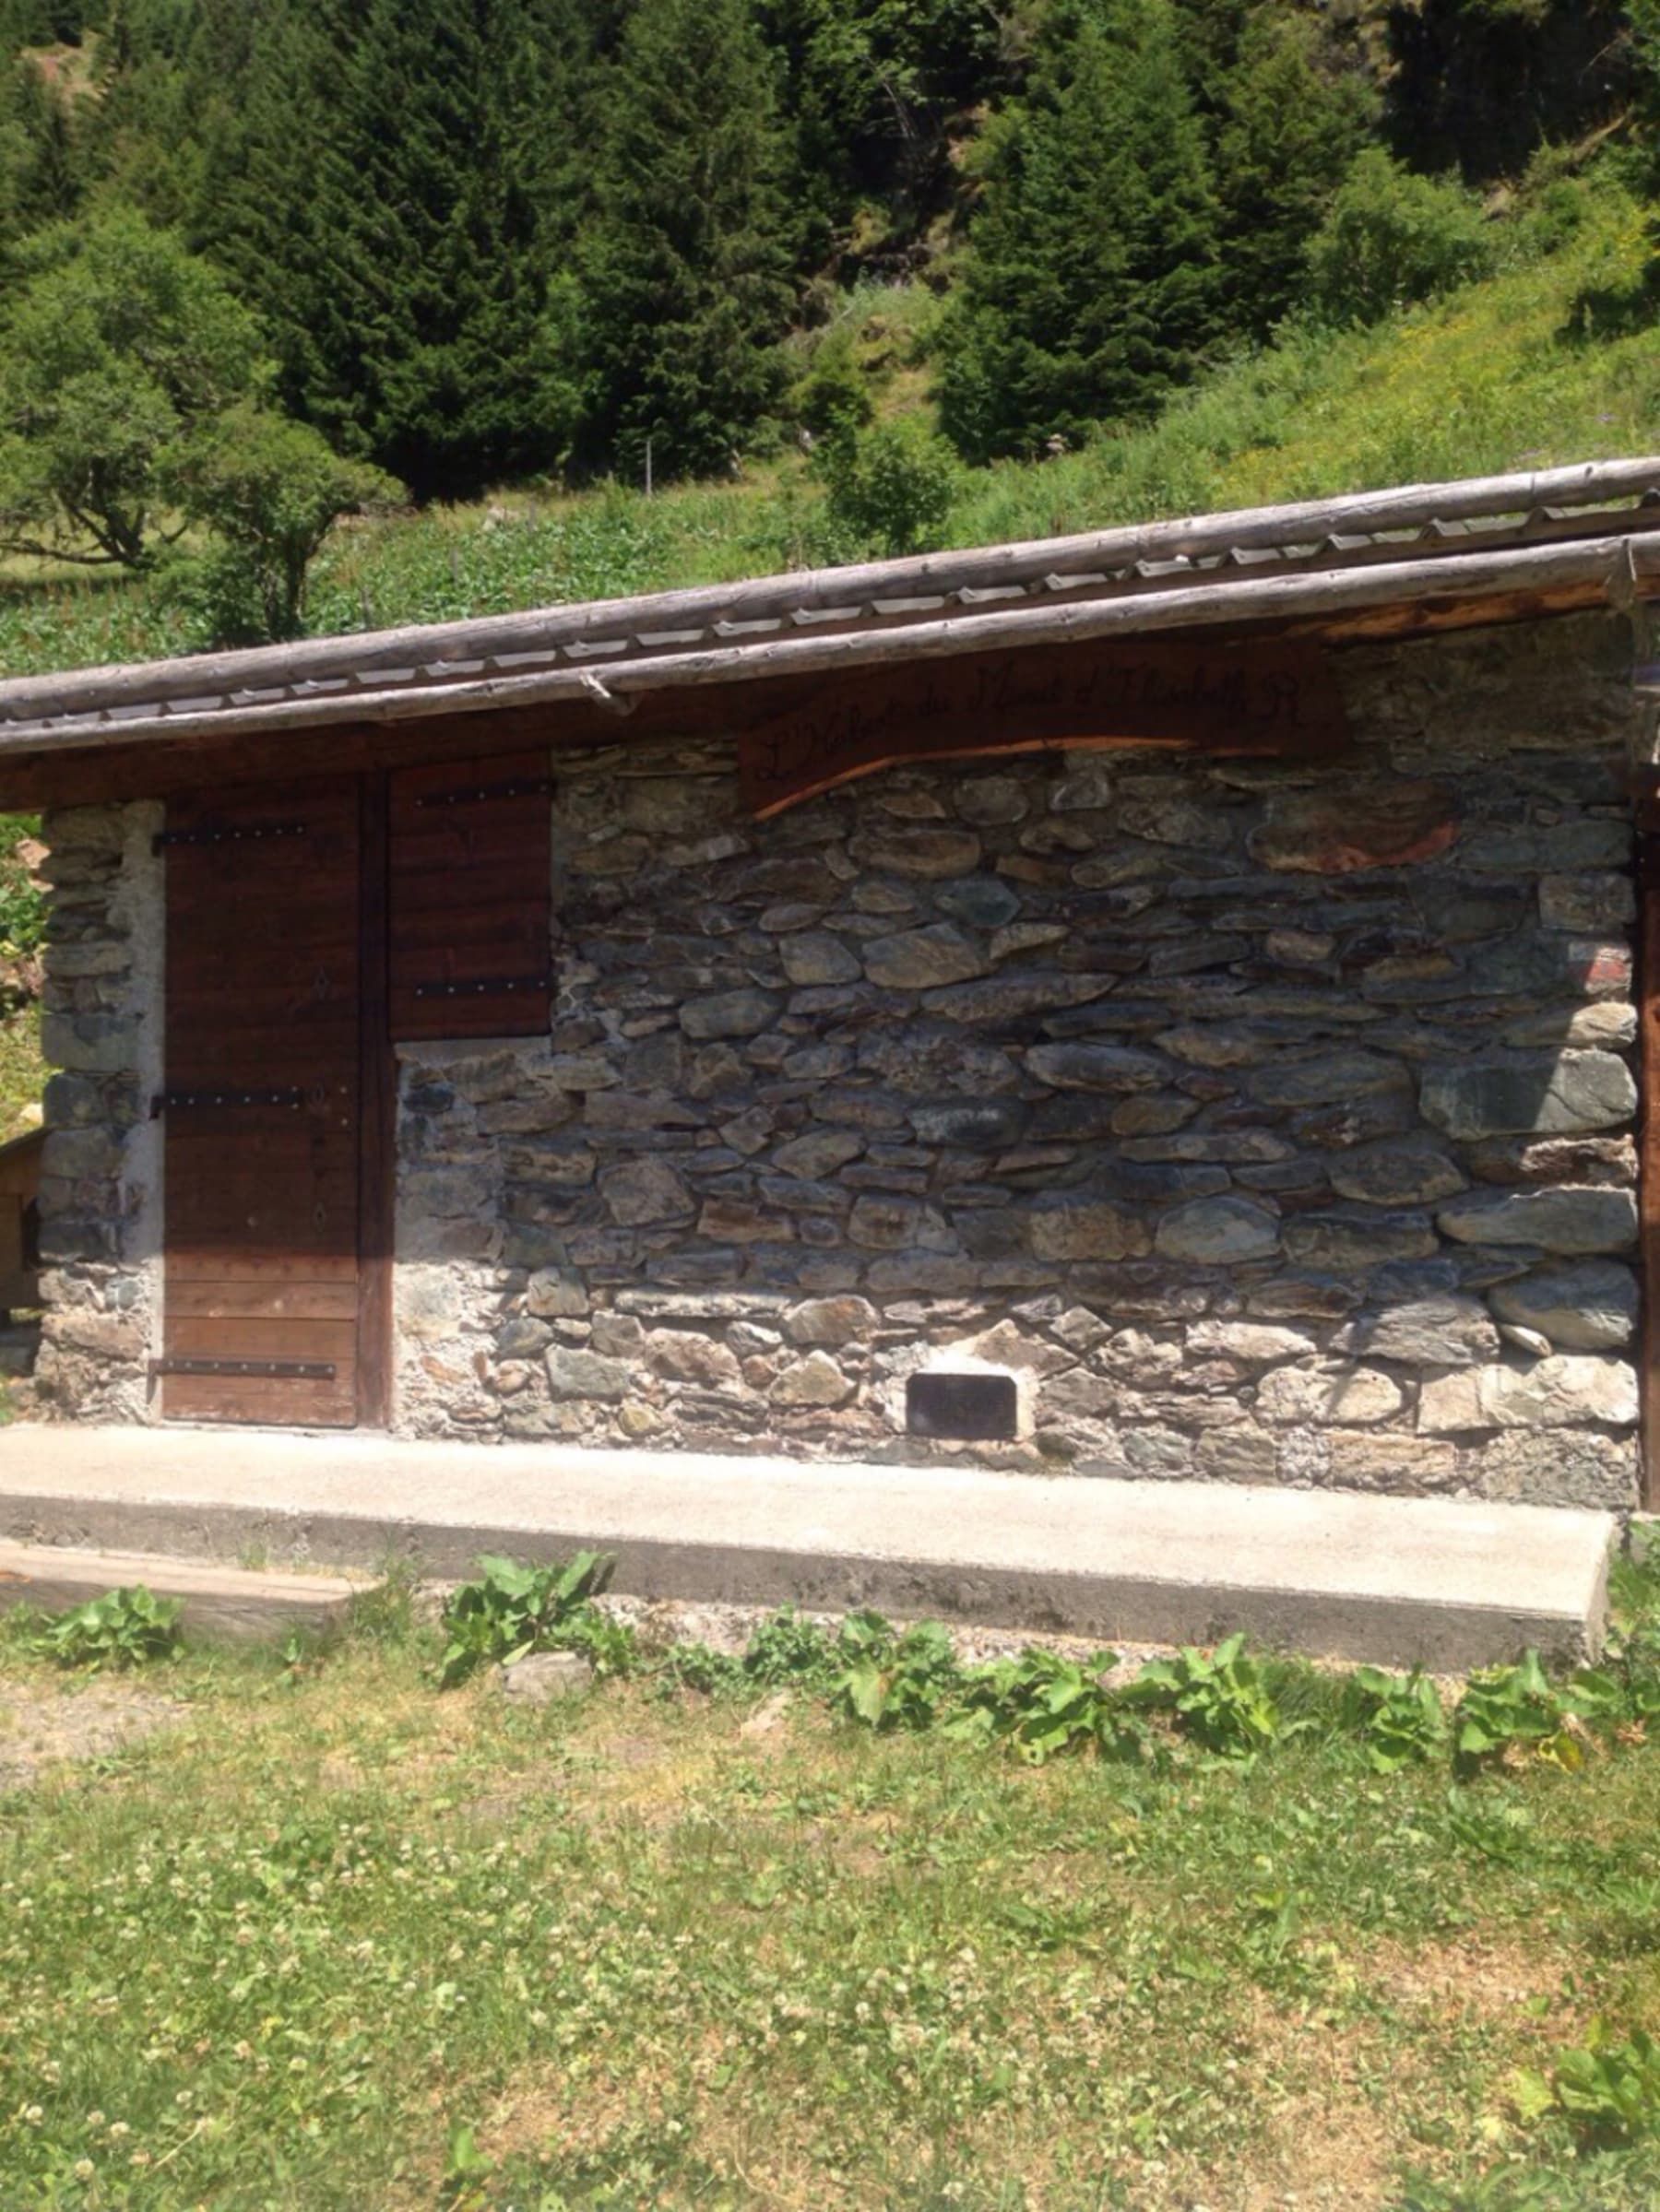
1249 781 1455 874
785 1295 878 1347
1465 1134 1636 1188
846 826 983 878
862 923 988 990
1030 1197 1153 1262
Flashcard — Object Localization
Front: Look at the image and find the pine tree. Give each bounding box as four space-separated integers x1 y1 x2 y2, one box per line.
197 0 591 503
575 0 794 481
1210 6 1374 339
937 0 1220 464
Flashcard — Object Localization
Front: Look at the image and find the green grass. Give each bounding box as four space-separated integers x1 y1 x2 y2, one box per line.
0 1000 44 1141
0 178 1655 688
7 1594 1660 2208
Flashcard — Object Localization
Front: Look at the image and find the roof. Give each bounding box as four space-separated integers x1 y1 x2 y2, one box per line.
1 455 1657 779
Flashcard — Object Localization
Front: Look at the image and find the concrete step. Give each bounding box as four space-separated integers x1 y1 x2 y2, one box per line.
0 1423 1618 1670
0 1538 370 1642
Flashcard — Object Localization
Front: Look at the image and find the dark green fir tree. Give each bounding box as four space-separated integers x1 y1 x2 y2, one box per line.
937 0 1220 464
575 0 795 481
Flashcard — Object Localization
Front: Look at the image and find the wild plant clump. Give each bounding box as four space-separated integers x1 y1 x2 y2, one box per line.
34 1585 184 1673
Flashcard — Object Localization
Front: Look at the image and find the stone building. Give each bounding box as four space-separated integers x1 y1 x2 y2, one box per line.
3 458 1658 1518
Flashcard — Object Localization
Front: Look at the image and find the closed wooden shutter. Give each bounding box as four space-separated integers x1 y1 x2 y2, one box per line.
160 778 362 1427
388 753 552 1040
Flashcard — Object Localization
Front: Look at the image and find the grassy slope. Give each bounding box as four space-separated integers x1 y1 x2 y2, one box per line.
0 182 1654 685
0 181 1652 1136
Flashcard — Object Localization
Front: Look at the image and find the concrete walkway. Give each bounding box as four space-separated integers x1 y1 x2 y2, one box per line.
0 1423 1618 1667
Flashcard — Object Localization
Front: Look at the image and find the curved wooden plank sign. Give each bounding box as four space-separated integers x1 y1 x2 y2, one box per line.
738 635 1346 817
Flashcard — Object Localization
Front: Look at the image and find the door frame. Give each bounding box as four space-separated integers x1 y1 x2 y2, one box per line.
355 770 396 1429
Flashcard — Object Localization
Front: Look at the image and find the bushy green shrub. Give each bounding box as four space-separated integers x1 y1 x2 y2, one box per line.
438 1551 616 1688
1303 148 1493 326
829 1610 962 1731
812 416 957 558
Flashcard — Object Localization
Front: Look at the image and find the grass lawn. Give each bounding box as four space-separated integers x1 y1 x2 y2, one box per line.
6 1586 1660 2211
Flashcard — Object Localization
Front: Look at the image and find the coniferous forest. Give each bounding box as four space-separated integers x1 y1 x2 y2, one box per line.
0 0 1654 655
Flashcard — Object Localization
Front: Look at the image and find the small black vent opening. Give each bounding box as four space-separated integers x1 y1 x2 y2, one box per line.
907 1370 1019 1442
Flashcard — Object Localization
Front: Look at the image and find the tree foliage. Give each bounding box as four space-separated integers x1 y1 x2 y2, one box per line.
168 399 396 641
574 0 795 481
0 0 1647 515
937 0 1221 463
0 208 263 565
1303 146 1493 327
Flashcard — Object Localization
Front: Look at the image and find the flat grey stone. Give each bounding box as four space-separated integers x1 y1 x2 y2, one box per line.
846 827 982 878
1334 1295 1500 1368
1026 1042 1168 1094
499 1650 594 1702
1030 1197 1153 1261
1281 1210 1438 1271
1418 1357 1639 1436
779 933 861 987
1248 1049 1411 1109
545 1348 634 1402
907 1099 1026 1151
1155 1196 1280 1264
1256 1364 1405 1426
1490 1260 1640 1351
680 988 782 1040
1328 1141 1467 1208
933 877 1021 928
1419 1051 1637 1140
862 924 987 990
924 975 1119 1024
1437 1186 1638 1255
600 1159 694 1227
770 1352 855 1406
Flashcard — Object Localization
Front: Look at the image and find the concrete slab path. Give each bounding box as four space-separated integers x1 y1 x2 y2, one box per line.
0 1423 1618 1668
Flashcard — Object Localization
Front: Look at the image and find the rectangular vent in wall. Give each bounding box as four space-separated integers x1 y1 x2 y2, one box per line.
907 1371 1019 1443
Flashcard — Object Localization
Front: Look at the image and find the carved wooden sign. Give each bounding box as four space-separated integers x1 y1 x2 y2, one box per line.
737 636 1346 816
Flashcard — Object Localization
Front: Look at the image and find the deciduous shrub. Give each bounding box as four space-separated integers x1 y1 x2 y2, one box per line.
1303 147 1492 326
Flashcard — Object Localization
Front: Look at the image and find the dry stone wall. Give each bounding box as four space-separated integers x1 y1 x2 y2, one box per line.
33 801 163 1421
395 612 1646 1511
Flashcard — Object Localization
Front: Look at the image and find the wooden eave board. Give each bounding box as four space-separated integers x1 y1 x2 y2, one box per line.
0 580 1646 810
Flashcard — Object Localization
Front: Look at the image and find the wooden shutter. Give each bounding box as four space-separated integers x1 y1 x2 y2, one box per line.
388 753 552 1040
160 778 362 1426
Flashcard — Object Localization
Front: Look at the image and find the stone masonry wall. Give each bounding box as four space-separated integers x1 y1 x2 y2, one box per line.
394 612 1646 1510
33 801 164 1421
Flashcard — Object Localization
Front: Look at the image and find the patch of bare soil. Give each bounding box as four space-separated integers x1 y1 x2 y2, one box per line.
0 1673 184 1791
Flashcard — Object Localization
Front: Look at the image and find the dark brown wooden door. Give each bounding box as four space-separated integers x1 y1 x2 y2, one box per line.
160 777 364 1426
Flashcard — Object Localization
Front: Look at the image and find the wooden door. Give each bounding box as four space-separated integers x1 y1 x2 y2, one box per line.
159 777 365 1426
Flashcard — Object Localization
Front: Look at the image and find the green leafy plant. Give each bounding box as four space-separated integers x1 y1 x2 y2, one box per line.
554 1604 640 1682
829 1611 962 1732
952 1646 1145 1765
1121 1633 1281 1759
1340 1665 1449 1773
1452 1650 1581 1776
439 2121 494 2209
654 1640 747 1699
1512 2021 1660 2147
438 1551 615 1689
37 1584 183 1672
741 1605 837 1690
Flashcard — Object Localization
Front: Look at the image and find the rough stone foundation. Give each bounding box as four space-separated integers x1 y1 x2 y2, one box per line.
32 800 164 1421
393 613 1646 1510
